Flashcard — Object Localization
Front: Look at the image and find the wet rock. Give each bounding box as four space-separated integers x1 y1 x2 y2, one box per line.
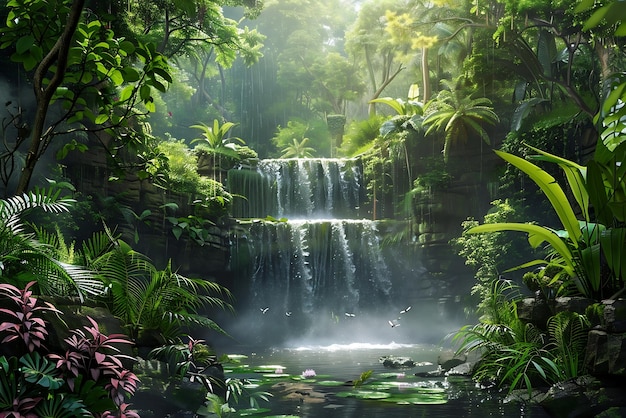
437 350 466 371
445 362 473 376
517 297 551 328
379 355 416 368
603 299 626 333
584 330 626 376
539 376 626 417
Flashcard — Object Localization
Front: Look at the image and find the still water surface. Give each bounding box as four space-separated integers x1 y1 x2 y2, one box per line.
221 342 552 418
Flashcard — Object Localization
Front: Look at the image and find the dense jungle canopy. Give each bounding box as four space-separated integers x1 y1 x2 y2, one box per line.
1 0 623 197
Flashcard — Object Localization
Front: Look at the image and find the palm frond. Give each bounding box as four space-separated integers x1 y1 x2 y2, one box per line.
0 187 74 232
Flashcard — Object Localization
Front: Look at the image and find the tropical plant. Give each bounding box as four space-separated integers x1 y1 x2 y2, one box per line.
453 280 590 396
79 228 233 343
452 199 538 315
0 187 104 300
191 119 245 181
423 78 499 162
197 377 272 418
148 337 219 392
0 282 139 416
280 137 316 158
465 145 625 301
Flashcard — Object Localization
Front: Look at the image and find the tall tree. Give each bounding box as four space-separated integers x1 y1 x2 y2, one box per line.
345 0 408 116
0 0 172 195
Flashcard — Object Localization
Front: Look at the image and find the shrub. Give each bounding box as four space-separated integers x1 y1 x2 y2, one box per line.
0 281 139 416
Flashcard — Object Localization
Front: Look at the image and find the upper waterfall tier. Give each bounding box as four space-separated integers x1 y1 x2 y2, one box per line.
228 158 364 219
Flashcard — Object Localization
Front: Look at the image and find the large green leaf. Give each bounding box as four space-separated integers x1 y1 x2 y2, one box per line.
526 145 590 223
467 222 575 274
600 228 626 283
495 150 582 245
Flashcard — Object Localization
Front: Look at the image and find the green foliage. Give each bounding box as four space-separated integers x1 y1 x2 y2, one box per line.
0 188 103 300
80 230 233 342
158 139 200 193
353 370 374 388
466 145 626 301
340 116 385 157
280 138 316 158
370 97 424 116
453 280 590 396
423 78 499 162
0 282 139 416
452 199 535 313
197 377 272 417
0 0 173 193
271 120 330 157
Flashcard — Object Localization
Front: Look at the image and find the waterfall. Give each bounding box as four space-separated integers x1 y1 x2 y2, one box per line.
228 158 363 219
227 158 445 345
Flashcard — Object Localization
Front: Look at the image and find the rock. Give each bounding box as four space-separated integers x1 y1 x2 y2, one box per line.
379 355 416 368
603 299 626 333
517 297 551 329
445 362 473 376
539 376 626 417
554 297 593 315
437 349 466 371
584 330 626 376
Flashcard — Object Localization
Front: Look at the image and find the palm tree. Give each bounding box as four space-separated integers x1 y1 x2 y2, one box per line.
423 78 499 162
191 119 245 182
280 138 316 158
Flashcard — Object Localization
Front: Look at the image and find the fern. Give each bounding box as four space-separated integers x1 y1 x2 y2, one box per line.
547 311 590 378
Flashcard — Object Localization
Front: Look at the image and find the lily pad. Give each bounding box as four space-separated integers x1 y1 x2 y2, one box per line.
381 391 448 405
316 380 346 387
225 354 249 360
224 364 250 373
262 373 291 378
335 390 391 400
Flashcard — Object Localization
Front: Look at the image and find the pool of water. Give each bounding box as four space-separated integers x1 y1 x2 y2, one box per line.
217 341 552 418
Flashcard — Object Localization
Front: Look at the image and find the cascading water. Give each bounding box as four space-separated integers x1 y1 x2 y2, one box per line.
227 158 451 346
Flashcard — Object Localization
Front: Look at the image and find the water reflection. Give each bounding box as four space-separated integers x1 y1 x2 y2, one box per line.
218 342 551 418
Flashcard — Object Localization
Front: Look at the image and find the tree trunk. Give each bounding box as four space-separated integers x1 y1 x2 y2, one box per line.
16 0 85 194
421 47 431 102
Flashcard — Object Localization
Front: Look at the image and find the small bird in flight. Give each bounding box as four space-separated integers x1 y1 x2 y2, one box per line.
345 312 356 318
388 319 401 328
285 311 292 317
260 307 269 314
400 306 412 314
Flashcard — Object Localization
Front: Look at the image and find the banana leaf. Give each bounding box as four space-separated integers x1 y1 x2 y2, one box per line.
466 222 575 274
578 244 602 296
494 150 582 246
600 228 626 283
526 145 590 223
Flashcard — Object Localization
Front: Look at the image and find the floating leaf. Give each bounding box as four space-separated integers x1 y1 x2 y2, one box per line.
335 390 391 400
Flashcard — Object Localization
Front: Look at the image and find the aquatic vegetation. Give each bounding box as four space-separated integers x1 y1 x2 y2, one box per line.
301 369 317 378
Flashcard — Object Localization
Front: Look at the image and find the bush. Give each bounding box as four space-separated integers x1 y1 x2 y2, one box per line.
0 281 139 417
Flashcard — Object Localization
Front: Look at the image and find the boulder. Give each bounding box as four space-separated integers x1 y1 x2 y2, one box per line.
603 299 626 333
437 349 467 371
584 330 626 376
